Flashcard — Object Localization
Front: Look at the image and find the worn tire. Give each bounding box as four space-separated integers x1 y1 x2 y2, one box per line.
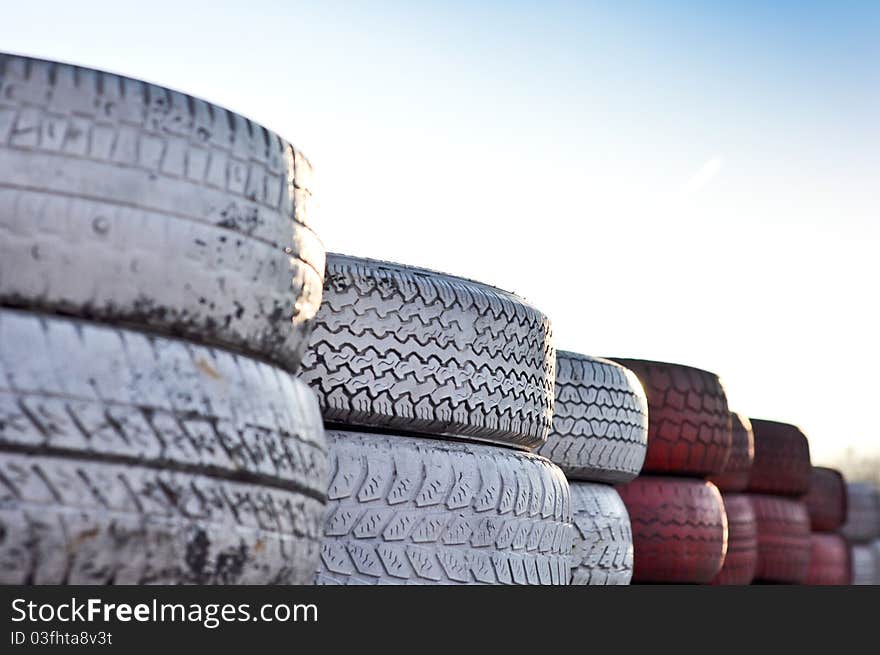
301 254 555 449
0 308 327 584
617 476 727 584
0 53 323 372
841 482 880 543
538 353 647 484
708 412 754 493
804 467 847 533
711 493 757 585
569 482 633 585
751 494 811 584
850 543 877 585
608 359 732 476
804 533 850 585
746 419 811 496
315 430 572 585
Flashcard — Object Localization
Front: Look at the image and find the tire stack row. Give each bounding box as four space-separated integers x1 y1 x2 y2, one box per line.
300 255 573 585
708 413 758 584
803 467 851 584
608 360 733 584
0 54 330 583
536 353 649 584
744 420 813 584
841 482 880 584
1 53 872 588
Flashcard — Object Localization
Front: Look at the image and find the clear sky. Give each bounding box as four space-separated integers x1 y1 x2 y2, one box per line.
2 1 877 464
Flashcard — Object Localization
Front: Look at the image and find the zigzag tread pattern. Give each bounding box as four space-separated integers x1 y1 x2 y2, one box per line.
314 431 572 585
0 309 328 496
539 353 647 484
618 476 727 583
610 359 732 476
0 451 324 584
568 482 633 585
300 255 555 449
0 54 322 371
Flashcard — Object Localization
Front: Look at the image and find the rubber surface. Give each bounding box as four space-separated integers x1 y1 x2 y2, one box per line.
0 308 327 584
608 359 732 476
804 467 847 533
617 476 727 584
301 254 555 449
874 540 880 585
711 492 757 585
315 430 572 585
746 419 811 496
850 543 877 585
0 454 324 584
841 482 880 543
751 494 811 584
569 482 633 585
708 412 754 492
538 353 647 484
0 53 323 373
804 533 850 585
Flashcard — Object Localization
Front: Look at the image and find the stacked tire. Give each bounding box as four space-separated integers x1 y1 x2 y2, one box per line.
609 360 732 584
841 482 880 584
745 420 813 584
537 353 648 584
803 467 851 585
708 413 758 584
0 54 329 583
301 255 572 584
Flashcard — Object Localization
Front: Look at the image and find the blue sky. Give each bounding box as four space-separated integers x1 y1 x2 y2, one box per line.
2 1 878 463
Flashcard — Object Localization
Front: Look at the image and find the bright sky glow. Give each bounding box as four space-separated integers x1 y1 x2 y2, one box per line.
2 1 878 463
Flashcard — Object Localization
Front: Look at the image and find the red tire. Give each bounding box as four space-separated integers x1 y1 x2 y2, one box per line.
709 412 754 492
803 467 847 532
617 476 727 583
746 419 811 496
610 359 732 476
805 533 851 585
711 493 757 585
751 494 811 583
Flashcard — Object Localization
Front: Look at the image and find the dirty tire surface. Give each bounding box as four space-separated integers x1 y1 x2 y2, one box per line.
804 467 847 533
609 359 732 476
750 494 811 584
746 419 811 496
841 482 880 543
538 353 647 484
805 533 850 585
711 492 757 585
301 254 555 449
0 308 327 584
0 53 323 372
569 482 633 585
850 543 877 585
617 476 727 584
315 430 572 585
709 412 754 493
